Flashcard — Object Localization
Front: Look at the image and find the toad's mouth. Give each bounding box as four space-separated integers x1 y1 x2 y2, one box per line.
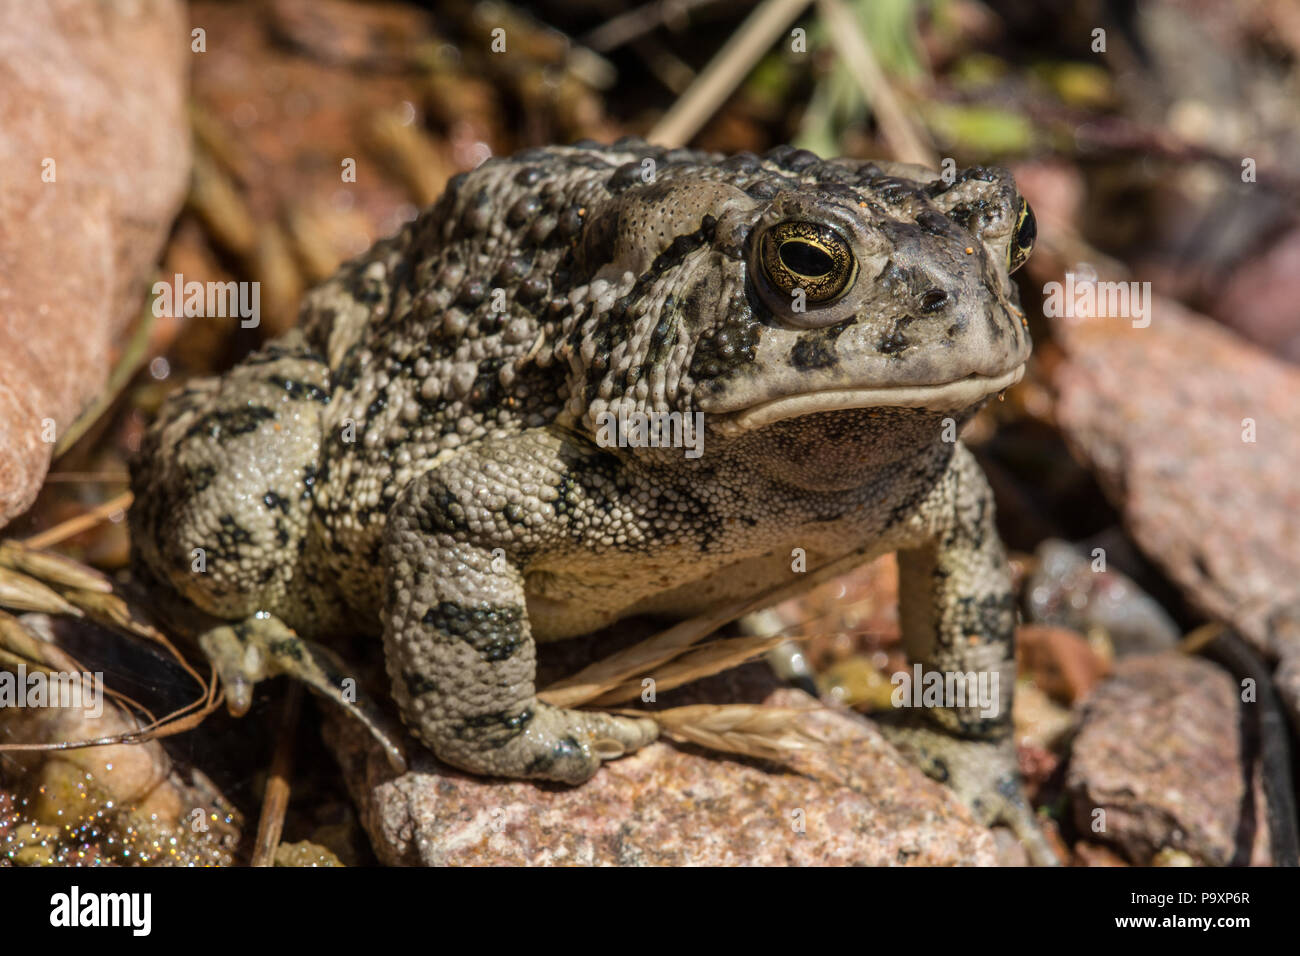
709 364 1025 433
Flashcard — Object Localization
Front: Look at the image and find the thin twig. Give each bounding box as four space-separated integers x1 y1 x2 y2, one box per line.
648 0 813 147
22 492 133 550
583 0 726 52
1179 621 1227 656
815 0 934 167
251 682 303 867
53 303 157 459
40 472 131 484
631 36 697 95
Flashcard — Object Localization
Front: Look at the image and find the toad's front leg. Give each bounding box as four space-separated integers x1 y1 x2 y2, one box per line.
880 443 1057 864
380 431 657 783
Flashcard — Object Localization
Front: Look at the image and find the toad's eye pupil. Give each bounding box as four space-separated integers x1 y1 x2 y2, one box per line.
779 241 833 277
1017 204 1036 247
756 221 858 312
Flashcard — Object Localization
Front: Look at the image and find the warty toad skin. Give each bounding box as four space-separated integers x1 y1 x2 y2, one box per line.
130 139 1048 859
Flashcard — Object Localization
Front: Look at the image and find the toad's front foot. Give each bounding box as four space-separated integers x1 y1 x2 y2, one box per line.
421 701 659 784
199 614 408 772
878 716 1058 865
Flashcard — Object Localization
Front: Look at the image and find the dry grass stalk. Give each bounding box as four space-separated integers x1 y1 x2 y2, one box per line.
815 0 935 167
0 565 81 617
1179 621 1226 656
542 541 875 707
251 682 303 868
585 631 791 706
0 539 113 593
621 703 825 763
648 0 813 147
22 491 132 550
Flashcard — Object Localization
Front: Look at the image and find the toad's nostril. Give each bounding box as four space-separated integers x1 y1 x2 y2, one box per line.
919 289 950 313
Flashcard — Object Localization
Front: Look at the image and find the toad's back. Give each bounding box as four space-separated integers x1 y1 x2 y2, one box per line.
132 142 737 631
291 142 740 621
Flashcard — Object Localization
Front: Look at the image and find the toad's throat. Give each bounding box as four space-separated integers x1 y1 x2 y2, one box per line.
709 364 1026 432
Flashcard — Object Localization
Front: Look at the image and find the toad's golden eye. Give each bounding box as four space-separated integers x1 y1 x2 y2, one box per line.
1008 198 1036 273
759 222 857 305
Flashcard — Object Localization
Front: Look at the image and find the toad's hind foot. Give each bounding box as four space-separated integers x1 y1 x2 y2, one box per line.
199 614 407 772
422 700 659 785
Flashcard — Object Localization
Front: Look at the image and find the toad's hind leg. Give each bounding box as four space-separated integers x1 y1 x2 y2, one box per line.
880 444 1057 865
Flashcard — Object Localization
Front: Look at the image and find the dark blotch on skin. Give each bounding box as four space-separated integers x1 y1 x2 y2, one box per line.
879 329 909 355
181 405 275 442
524 734 582 771
191 464 216 493
879 315 918 356
507 195 541 227
268 375 329 404
402 669 439 697
517 275 549 302
422 601 526 662
744 179 781 201
916 209 958 238
871 177 933 208
790 328 840 370
456 708 535 748
688 290 758 380
513 166 543 187
457 280 488 307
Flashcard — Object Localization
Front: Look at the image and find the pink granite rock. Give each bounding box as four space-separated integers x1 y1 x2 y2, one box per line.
324 665 1000 866
1066 653 1270 865
1050 295 1300 680
0 0 189 527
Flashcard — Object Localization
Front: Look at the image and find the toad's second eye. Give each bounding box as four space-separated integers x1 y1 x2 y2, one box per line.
1008 198 1035 273
758 222 857 305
